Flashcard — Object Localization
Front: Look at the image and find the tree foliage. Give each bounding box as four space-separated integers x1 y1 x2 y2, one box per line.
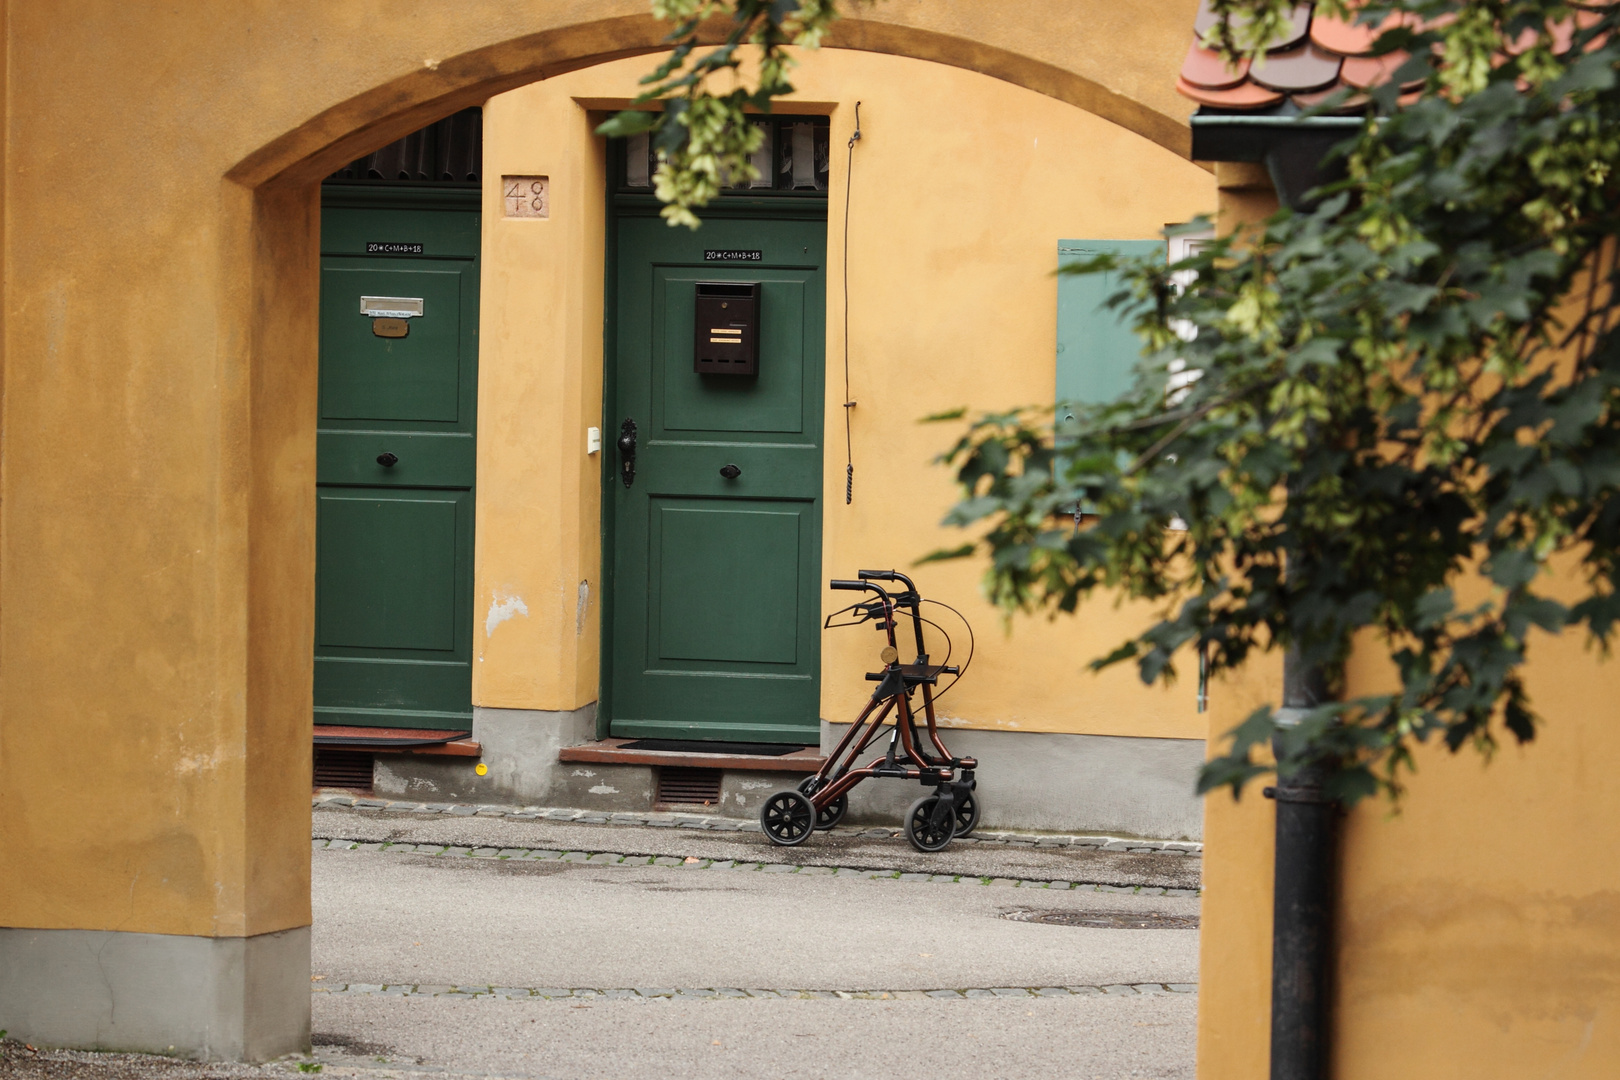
614 0 1620 805
597 0 839 228
933 1 1620 802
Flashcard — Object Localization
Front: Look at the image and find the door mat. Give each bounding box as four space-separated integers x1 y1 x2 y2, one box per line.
618 739 806 757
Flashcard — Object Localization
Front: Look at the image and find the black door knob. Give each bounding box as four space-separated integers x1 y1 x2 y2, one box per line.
377 452 399 467
618 418 638 488
719 464 742 480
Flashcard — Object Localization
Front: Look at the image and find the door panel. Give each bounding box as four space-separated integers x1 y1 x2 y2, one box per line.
315 195 479 730
653 503 802 665
659 273 807 434
319 267 465 422
316 493 464 652
608 208 826 744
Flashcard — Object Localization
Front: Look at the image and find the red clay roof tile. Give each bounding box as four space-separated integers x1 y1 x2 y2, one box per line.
1195 0 1312 52
1181 2 1611 116
1250 41 1345 92
1339 50 1415 89
1176 75 1286 109
1309 10 1400 56
1182 42 1252 90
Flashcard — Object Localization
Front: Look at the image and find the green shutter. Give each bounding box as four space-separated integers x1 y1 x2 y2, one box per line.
1056 239 1162 419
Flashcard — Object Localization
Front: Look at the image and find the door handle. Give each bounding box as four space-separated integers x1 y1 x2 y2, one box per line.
719 464 741 480
617 418 638 488
377 452 399 467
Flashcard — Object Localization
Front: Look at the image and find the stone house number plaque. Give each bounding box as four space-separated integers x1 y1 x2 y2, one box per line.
503 176 549 219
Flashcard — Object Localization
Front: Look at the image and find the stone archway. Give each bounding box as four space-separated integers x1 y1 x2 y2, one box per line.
0 0 1200 1060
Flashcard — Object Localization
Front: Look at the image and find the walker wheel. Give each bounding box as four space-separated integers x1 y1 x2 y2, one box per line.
953 792 981 838
761 789 816 846
798 777 849 831
904 795 956 852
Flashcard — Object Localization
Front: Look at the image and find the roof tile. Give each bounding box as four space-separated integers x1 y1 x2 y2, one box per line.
1181 1 1612 117
1250 41 1345 92
1309 10 1400 56
1176 76 1286 110
1181 42 1251 90
1339 50 1414 90
1194 0 1312 52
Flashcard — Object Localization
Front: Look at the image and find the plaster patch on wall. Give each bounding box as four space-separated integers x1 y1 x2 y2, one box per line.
485 591 529 637
571 769 596 778
588 784 619 795
173 752 221 777
576 580 591 635
936 714 1022 730
408 777 440 792
737 779 775 790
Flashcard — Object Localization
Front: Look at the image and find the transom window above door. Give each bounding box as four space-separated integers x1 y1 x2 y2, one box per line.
619 116 831 193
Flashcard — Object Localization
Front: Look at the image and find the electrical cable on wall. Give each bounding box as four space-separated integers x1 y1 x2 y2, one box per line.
842 102 862 504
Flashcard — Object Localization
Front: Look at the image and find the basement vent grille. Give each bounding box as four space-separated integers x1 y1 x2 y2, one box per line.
313 749 374 793
656 767 723 807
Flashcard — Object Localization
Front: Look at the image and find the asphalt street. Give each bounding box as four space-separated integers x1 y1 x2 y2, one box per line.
1 815 1200 1080
311 993 1198 1080
300 817 1201 1079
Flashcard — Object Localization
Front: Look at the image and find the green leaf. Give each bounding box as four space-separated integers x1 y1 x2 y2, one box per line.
595 110 659 138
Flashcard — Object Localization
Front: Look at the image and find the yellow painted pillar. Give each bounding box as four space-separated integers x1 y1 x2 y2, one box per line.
1195 162 1283 1080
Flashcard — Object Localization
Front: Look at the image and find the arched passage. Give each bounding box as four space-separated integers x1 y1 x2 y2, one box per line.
0 0 1202 1060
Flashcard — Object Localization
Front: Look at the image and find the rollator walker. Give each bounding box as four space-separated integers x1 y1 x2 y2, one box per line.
759 569 980 852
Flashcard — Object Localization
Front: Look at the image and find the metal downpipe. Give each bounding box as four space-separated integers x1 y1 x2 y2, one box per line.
1267 651 1337 1080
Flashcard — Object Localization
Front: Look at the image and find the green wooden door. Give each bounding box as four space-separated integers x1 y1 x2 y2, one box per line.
315 190 479 730
607 205 827 744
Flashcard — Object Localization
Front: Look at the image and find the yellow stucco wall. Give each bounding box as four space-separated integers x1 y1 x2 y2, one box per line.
1194 178 1620 1077
1200 631 1620 1079
471 48 1216 737
0 1 1203 943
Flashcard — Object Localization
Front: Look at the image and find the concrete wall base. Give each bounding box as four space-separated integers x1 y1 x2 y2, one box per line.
375 704 595 805
375 706 1203 837
822 724 1206 840
0 925 310 1061
376 705 809 815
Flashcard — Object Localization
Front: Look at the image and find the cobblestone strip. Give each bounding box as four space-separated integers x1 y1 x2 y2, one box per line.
311 838 1200 896
312 794 1202 855
313 982 1197 1000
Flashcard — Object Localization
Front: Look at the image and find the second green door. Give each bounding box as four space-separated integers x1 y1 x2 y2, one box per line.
608 205 827 744
315 191 479 731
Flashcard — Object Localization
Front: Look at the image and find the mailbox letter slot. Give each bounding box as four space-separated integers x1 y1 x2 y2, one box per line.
694 282 760 376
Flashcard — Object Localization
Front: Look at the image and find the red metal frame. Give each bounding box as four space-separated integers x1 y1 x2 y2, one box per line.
805 572 977 814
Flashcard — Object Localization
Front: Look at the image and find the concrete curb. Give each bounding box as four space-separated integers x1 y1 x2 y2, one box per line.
312 794 1203 855
314 982 1199 1000
311 837 1202 895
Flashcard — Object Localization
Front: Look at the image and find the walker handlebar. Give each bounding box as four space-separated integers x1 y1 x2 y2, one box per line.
830 579 872 592
860 569 918 595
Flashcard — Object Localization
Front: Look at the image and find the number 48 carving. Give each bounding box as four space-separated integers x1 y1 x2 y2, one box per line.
502 176 549 219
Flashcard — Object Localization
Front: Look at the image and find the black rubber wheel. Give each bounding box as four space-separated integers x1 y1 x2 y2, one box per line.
953 792 981 838
798 777 849 831
760 789 816 846
904 795 956 852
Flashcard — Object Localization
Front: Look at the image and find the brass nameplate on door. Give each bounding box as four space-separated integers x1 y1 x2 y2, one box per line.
372 317 409 338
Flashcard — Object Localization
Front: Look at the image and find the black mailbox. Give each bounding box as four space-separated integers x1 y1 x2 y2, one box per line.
694 282 760 375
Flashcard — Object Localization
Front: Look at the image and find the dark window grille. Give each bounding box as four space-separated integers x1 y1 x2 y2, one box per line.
327 108 482 184
619 116 830 194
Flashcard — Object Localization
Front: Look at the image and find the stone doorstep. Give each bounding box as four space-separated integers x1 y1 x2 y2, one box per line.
311 794 1203 853
313 724 481 758
557 737 825 773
